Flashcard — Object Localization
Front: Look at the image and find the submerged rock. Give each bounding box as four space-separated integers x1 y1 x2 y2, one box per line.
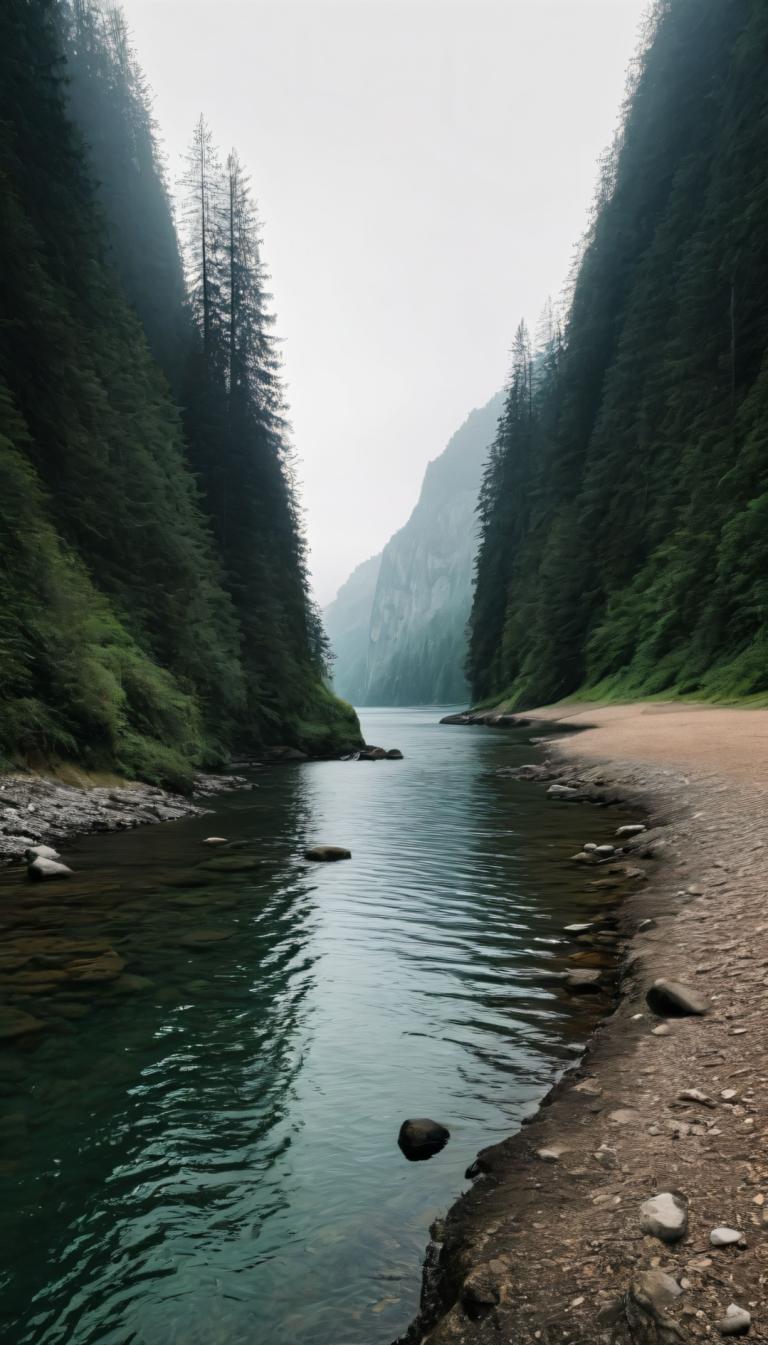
398 1118 450 1161
202 836 228 846
203 856 259 872
646 979 710 1016
304 846 351 862
180 929 234 947
0 1007 46 1040
386 749 404 760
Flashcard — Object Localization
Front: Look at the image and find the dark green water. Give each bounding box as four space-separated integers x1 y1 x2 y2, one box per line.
0 709 624 1345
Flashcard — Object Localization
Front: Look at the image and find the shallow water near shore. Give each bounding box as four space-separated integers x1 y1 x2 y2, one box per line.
0 708 627 1345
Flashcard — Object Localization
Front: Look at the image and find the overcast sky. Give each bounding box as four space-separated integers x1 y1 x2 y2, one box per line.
121 0 648 605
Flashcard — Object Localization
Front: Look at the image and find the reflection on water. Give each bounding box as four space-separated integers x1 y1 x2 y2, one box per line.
0 708 627 1344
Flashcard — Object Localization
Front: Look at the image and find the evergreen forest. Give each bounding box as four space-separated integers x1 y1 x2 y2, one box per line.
0 0 359 787
469 0 768 710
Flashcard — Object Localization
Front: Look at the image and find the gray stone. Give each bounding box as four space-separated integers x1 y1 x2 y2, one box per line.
710 1227 743 1247
25 843 61 861
646 979 710 1017
536 1143 569 1162
547 784 581 801
718 1305 751 1336
202 836 228 846
27 856 73 881
633 1270 683 1311
679 1088 717 1108
640 1191 689 1243
565 969 604 993
595 844 616 857
616 824 647 838
565 922 594 933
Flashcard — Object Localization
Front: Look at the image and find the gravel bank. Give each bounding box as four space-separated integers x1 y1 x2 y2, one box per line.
0 770 251 865
399 705 768 1344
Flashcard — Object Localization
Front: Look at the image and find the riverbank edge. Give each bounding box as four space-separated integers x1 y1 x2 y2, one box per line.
395 729 767 1344
0 768 254 866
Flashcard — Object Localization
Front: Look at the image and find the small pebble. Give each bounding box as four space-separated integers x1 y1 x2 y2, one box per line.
710 1227 743 1247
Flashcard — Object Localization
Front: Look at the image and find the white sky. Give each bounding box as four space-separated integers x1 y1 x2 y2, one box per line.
120 0 648 604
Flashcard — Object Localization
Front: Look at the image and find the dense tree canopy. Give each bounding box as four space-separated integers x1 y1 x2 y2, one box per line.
0 0 358 784
469 0 768 708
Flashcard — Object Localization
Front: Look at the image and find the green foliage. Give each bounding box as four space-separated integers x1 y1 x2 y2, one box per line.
469 0 768 711
0 0 359 779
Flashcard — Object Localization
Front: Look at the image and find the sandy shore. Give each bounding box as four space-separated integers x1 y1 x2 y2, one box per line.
401 703 768 1344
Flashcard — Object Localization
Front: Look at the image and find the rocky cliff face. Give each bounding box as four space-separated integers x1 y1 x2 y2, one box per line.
323 553 382 705
325 392 502 705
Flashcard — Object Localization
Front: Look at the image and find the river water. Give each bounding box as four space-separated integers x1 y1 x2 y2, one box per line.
0 708 624 1345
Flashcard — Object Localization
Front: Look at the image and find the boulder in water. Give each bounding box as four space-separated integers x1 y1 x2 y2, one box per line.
398 1117 450 1161
27 856 72 881
304 845 351 862
386 749 404 759
202 836 228 846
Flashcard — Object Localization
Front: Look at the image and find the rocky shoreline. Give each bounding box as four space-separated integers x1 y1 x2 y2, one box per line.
397 736 766 1344
0 770 252 866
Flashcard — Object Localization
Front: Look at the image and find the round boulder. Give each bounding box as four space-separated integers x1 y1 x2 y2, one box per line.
304 846 351 862
398 1117 450 1161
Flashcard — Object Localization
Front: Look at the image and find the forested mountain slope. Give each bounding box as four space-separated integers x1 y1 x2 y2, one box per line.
327 394 502 705
0 0 358 786
469 0 768 709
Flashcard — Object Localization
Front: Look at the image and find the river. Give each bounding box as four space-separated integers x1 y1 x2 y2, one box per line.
0 708 623 1345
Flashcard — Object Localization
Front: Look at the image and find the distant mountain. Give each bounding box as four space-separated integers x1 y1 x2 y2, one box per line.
326 392 503 705
323 553 382 704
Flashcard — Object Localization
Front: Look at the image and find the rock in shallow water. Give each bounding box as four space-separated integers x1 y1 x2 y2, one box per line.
640 1191 689 1243
646 978 710 1016
565 969 604 993
27 856 73 881
304 846 351 862
398 1118 450 1161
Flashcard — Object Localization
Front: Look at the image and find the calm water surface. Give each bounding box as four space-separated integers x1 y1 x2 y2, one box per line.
0 709 624 1345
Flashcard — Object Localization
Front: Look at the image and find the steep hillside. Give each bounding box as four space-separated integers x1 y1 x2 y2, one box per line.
328 393 502 705
0 0 358 784
469 0 768 709
323 554 382 704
